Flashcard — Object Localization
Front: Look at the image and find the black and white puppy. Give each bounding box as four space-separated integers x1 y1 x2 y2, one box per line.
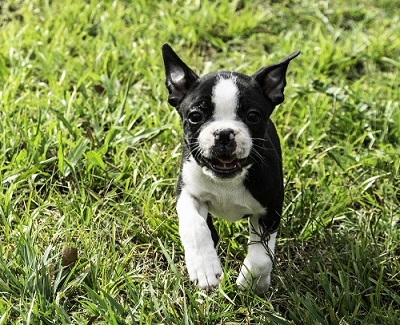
162 44 299 293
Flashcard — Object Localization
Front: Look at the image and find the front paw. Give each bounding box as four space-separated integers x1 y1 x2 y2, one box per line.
236 258 272 294
185 250 223 290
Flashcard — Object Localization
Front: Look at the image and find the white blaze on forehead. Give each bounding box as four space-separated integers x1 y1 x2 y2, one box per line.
211 77 239 120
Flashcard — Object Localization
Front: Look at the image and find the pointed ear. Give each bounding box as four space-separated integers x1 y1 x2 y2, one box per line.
162 44 199 107
252 51 300 105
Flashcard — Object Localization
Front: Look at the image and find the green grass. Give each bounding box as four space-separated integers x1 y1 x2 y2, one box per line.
0 0 399 323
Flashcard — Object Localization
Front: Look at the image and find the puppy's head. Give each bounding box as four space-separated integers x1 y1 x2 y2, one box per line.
162 44 299 179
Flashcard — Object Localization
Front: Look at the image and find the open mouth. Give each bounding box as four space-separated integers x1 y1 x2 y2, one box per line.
203 155 245 176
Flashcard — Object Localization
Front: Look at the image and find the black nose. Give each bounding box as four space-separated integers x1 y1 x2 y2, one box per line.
214 129 235 146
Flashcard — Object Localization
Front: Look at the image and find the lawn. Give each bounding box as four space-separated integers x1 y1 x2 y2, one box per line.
0 0 399 323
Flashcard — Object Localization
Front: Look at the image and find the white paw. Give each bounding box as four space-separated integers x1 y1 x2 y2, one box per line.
236 256 272 294
185 249 223 290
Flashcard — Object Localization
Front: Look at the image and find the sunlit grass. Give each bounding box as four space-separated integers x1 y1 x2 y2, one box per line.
0 0 399 323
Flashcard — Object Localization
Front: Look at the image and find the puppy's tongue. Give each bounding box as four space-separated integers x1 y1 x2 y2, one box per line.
213 156 241 170
217 157 236 164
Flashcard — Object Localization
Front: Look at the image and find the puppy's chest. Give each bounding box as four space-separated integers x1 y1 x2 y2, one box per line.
182 160 265 222
204 186 265 222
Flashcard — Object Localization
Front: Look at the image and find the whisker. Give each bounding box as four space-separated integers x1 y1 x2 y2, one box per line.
250 151 268 168
251 137 269 143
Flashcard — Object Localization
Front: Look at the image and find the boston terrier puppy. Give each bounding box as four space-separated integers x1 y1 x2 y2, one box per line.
162 44 299 294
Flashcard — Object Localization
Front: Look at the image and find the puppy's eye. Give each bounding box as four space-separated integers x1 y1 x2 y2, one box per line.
188 111 203 124
247 111 262 123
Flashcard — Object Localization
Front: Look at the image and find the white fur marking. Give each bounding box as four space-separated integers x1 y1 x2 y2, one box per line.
198 119 252 162
197 77 253 162
177 188 223 289
237 216 277 293
212 78 239 120
181 158 265 222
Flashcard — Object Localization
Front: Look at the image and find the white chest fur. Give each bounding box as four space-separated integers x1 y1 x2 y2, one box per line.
181 158 265 222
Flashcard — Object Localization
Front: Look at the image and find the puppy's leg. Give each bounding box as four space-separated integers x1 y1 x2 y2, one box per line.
177 190 223 289
206 213 219 247
236 214 277 294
